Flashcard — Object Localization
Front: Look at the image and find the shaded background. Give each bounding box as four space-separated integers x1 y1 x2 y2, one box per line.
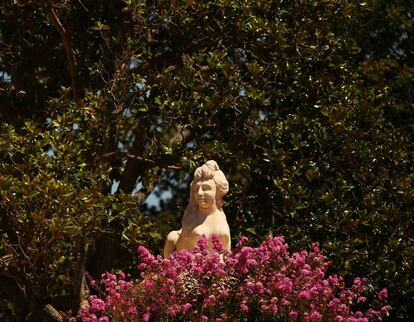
0 0 413 320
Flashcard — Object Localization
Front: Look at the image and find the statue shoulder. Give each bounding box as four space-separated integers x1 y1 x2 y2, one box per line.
207 212 230 235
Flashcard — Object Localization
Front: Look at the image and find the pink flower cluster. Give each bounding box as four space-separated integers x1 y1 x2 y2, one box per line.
75 236 390 321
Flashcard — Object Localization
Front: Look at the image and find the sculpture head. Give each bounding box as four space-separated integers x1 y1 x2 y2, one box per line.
190 160 229 210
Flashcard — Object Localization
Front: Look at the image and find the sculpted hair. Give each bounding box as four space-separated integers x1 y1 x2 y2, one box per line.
192 160 229 208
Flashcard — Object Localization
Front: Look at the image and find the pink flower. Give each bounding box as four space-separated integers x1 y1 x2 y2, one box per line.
236 236 248 249
219 289 229 297
128 306 137 314
255 281 265 294
276 278 293 295
211 234 225 252
357 296 366 303
381 305 391 313
288 311 299 318
309 311 322 321
197 235 209 252
282 299 290 306
299 290 311 301
378 288 388 301
203 295 216 308
240 303 249 313
182 303 192 312
137 263 147 269
142 313 150 322
90 296 106 312
144 279 153 288
138 245 155 266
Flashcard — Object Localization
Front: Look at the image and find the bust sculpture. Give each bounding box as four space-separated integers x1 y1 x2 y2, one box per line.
163 160 231 258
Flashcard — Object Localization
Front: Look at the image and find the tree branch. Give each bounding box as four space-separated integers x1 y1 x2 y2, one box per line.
103 151 182 170
118 125 149 194
72 239 91 314
48 5 79 100
43 304 63 322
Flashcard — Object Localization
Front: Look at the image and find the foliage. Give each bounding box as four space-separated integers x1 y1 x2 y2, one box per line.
0 0 412 320
75 236 390 322
0 98 158 319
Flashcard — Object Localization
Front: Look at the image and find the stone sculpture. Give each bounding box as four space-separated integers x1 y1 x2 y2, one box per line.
163 160 231 258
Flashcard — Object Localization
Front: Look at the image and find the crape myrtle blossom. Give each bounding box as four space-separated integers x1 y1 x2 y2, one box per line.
75 235 390 321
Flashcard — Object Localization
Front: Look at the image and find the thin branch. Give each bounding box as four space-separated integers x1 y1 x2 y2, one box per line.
43 304 63 322
134 175 158 205
72 239 92 314
0 254 13 266
76 0 89 12
103 151 182 170
48 5 79 100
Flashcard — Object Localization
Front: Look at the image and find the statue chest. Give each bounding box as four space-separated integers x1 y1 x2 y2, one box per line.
182 223 210 239
176 224 213 251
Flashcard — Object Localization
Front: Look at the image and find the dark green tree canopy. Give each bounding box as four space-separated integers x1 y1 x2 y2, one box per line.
0 0 413 320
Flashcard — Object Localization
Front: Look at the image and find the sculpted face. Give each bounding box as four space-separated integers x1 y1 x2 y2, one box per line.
192 179 216 209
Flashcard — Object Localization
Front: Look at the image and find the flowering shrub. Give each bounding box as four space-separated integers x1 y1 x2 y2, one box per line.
75 236 390 321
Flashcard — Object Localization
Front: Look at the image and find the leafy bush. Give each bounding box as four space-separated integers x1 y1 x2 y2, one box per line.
0 104 158 320
75 236 390 321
